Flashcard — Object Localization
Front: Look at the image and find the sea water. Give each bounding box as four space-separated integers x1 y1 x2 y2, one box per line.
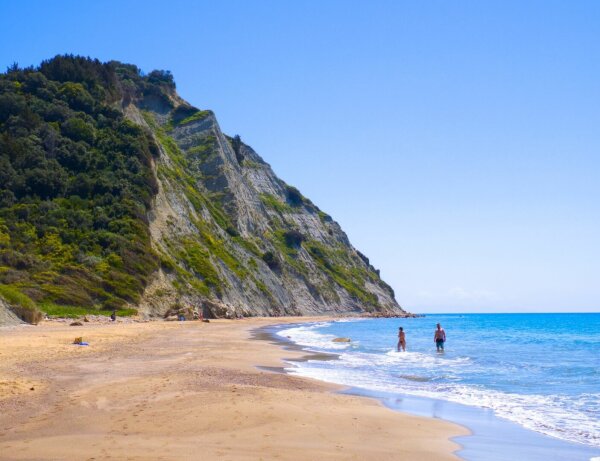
275 314 600 459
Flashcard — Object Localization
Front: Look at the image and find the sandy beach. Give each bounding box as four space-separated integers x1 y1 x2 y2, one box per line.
0 318 467 460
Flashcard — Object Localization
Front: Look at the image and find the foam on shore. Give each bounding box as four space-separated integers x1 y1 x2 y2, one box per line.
277 317 600 453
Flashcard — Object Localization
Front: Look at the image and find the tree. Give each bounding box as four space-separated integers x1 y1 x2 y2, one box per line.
6 62 20 73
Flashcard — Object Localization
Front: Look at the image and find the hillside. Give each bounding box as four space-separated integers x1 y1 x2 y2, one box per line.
0 55 404 322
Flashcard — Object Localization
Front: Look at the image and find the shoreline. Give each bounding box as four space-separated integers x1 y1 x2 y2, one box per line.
0 317 466 460
265 319 600 461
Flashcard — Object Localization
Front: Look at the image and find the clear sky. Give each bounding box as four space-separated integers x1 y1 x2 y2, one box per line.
1 1 598 312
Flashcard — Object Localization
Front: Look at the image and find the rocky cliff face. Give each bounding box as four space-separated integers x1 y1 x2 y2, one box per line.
125 87 402 318
0 56 404 321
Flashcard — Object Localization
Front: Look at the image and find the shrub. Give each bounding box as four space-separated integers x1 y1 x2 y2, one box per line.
260 193 293 214
147 69 175 88
13 305 43 324
285 186 303 206
283 230 305 248
231 135 243 163
180 240 221 291
261 251 280 270
58 82 95 113
102 297 125 310
177 110 211 126
61 117 95 143
160 255 176 272
226 226 240 237
39 301 136 318
0 283 36 309
170 105 211 127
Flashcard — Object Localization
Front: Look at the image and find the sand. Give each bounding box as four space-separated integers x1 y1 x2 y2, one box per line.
0 318 467 460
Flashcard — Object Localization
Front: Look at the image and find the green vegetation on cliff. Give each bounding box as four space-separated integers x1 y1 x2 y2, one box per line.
0 55 167 318
0 55 400 321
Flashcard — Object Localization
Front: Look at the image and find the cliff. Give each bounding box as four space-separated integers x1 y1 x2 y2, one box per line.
0 55 404 322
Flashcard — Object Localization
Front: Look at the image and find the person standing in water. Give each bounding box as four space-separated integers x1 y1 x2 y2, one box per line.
434 323 446 352
397 327 406 352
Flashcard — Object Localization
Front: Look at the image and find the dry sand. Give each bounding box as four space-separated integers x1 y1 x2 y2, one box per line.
0 318 467 460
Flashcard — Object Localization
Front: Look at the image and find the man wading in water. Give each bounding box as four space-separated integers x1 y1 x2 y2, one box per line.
434 323 446 352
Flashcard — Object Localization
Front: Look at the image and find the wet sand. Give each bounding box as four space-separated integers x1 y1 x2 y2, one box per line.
0 318 467 460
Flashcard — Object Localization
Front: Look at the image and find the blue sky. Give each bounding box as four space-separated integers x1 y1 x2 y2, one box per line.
1 1 598 312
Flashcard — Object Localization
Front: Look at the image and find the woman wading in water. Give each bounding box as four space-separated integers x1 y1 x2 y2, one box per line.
397 327 406 352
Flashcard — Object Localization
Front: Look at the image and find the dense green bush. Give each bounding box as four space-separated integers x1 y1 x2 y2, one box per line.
283 230 305 248
170 104 197 124
0 55 168 318
285 186 303 206
261 251 280 271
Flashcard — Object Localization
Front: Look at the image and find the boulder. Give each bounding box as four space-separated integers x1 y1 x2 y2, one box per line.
202 299 240 319
332 337 351 343
163 303 198 321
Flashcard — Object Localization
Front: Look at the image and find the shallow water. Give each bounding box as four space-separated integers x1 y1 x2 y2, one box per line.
276 314 600 459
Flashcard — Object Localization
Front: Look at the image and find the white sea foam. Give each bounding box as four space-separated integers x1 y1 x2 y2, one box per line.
285 361 600 447
277 322 356 350
278 321 600 448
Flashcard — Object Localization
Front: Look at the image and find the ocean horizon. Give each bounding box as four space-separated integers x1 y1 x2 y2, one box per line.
274 313 600 461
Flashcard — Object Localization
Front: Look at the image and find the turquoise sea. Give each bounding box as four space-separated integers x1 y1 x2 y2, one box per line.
274 314 600 460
